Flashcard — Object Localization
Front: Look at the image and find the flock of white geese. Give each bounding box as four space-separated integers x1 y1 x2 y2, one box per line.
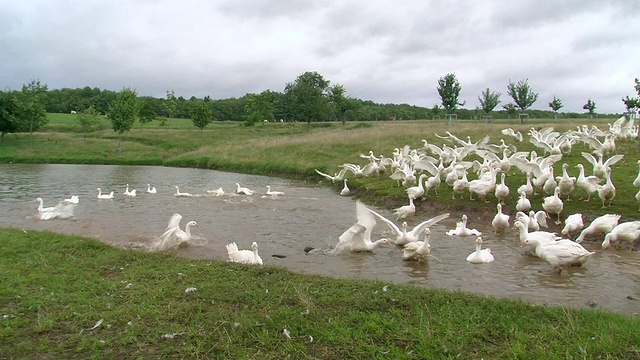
314 116 640 274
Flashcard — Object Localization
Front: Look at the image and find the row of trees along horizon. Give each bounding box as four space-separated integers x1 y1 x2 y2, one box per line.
1 72 639 139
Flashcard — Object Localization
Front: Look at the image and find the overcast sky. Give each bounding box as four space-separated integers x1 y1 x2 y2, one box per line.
1 0 638 114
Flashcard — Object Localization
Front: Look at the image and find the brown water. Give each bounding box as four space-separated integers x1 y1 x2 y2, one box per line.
2 164 639 316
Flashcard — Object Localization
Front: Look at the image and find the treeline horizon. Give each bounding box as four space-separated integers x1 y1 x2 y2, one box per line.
17 85 622 122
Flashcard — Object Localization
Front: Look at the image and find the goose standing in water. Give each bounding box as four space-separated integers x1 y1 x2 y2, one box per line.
96 188 114 199
146 184 157 194
332 200 390 253
466 237 494 264
601 221 640 249
154 213 198 251
226 242 263 265
491 203 510 233
561 213 584 239
447 214 481 236
542 187 564 225
340 179 351 196
402 228 432 262
523 238 595 274
575 214 621 243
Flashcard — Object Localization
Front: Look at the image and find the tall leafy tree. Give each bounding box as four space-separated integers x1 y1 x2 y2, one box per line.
108 88 139 146
0 91 19 141
138 97 156 129
328 84 357 126
622 96 638 118
506 79 538 112
14 79 49 146
161 90 177 126
583 99 596 118
76 105 101 140
548 96 563 119
437 73 464 111
284 71 330 130
477 88 501 114
243 91 274 127
190 99 213 130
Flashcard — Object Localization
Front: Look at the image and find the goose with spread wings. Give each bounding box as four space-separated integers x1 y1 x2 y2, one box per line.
367 207 449 245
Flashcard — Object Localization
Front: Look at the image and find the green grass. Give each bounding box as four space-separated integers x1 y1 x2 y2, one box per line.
1 228 639 359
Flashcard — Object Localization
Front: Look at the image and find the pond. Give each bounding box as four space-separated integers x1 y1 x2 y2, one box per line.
1 164 639 316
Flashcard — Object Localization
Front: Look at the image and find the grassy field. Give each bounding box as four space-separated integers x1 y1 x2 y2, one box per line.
1 113 640 358
1 228 639 359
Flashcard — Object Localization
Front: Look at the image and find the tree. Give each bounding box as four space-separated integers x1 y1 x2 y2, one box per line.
548 96 563 119
328 84 358 126
190 99 213 130
437 73 464 111
502 103 517 118
506 78 538 114
14 79 49 146
622 96 639 118
76 105 101 140
138 97 156 129
284 71 330 130
161 90 177 126
477 88 501 114
0 91 19 141
243 91 274 127
583 99 596 118
108 88 139 146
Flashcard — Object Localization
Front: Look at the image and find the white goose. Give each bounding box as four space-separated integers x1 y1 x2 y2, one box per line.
515 210 548 232
447 214 481 236
523 238 595 273
555 163 575 200
561 213 584 239
542 187 563 225
146 184 157 194
636 189 640 211
235 183 254 195
226 242 263 265
367 208 449 245
155 214 198 251
468 167 500 202
581 152 623 180
123 184 137 197
402 228 432 262
517 172 534 198
575 214 621 243
206 187 225 196
494 172 510 205
340 179 351 196
541 165 557 195
634 160 640 189
596 167 615 208
96 188 114 199
451 170 469 199
406 174 427 200
515 191 531 212
332 200 390 253
575 164 600 201
601 221 640 249
393 196 415 220
491 203 510 234
63 195 79 204
35 197 59 220
174 185 193 197
466 237 494 264
265 185 285 198
513 220 561 255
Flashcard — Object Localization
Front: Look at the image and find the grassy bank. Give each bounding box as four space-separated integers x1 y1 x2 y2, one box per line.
1 228 639 359
1 114 639 222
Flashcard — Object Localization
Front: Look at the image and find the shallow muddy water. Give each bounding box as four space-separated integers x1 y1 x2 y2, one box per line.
1 164 639 315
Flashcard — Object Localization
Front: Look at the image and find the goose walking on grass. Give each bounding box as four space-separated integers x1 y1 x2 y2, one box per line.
406 174 427 200
466 237 494 264
226 242 263 265
494 172 510 205
596 167 615 208
556 163 576 200
575 164 600 201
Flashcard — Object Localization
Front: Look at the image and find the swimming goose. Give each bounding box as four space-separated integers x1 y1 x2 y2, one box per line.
447 214 481 236
515 191 531 212
575 214 621 243
393 196 415 220
522 238 595 273
466 237 494 264
555 163 575 200
123 184 137 197
266 185 285 198
402 228 432 262
174 185 194 197
561 213 584 239
367 208 449 245
96 188 114 199
206 187 226 196
332 200 390 253
146 184 157 194
601 221 640 249
226 242 263 265
542 187 563 225
491 203 510 233
35 197 59 220
63 195 79 204
340 179 351 196
596 167 615 208
235 183 254 195
575 164 600 201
